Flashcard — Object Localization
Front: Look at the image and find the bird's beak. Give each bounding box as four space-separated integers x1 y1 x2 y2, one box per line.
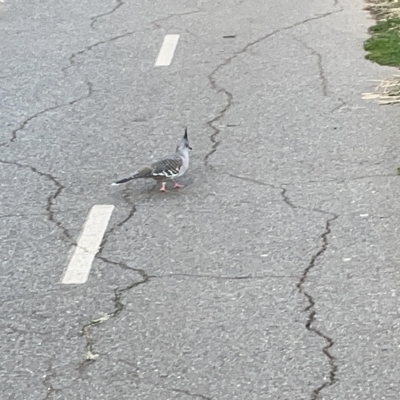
188 146 192 150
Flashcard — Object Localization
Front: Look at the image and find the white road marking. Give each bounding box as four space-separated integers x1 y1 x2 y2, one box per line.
154 34 180 66
62 205 115 284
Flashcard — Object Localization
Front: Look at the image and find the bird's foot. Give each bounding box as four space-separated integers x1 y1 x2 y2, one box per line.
160 182 169 192
173 182 185 189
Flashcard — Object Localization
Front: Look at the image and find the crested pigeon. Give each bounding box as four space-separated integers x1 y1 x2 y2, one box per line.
112 128 192 192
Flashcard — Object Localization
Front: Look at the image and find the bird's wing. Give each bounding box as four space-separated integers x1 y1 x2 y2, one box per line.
130 166 156 179
150 154 183 179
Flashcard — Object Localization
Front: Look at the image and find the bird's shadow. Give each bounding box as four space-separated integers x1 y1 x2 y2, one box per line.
111 176 194 205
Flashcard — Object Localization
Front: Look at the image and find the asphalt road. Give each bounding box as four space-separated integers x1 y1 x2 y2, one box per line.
1 0 400 399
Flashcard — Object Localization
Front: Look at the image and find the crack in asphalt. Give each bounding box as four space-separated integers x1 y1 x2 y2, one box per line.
292 36 328 97
42 362 60 400
227 173 334 216
0 159 73 241
280 187 335 216
226 172 339 398
203 8 343 168
78 257 151 371
99 188 137 254
66 31 143 69
330 97 347 113
296 215 339 400
151 9 202 28
204 69 233 169
280 187 298 209
90 0 124 29
1 82 93 146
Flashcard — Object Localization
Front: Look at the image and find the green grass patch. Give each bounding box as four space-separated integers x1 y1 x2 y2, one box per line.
364 18 400 66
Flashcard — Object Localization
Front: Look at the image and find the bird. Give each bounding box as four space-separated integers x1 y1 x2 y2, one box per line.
112 128 192 192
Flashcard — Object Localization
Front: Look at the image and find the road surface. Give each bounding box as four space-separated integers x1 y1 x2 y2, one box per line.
1 0 399 399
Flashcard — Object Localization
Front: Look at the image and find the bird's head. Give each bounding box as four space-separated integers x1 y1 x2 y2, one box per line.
176 127 192 153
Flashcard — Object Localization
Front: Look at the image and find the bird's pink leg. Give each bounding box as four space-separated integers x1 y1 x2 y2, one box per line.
173 182 185 189
160 182 168 192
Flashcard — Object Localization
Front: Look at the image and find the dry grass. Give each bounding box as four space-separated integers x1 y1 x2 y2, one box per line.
363 75 400 103
365 0 400 20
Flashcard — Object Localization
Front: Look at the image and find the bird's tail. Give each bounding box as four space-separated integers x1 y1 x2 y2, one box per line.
111 175 136 185
111 167 153 186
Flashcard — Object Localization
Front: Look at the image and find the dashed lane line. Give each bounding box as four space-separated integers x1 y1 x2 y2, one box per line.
154 34 180 66
62 205 114 284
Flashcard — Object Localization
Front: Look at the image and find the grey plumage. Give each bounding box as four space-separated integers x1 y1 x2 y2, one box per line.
112 128 191 191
